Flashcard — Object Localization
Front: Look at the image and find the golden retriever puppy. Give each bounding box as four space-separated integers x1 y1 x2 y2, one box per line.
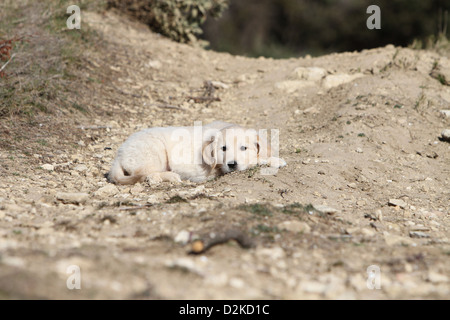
107 121 286 185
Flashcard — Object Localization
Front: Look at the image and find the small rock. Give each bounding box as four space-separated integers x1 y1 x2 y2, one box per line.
130 184 144 195
347 183 357 189
74 164 88 172
2 256 26 268
303 106 319 114
147 60 162 69
313 204 340 215
210 81 229 89
427 271 449 283
322 73 364 89
440 129 450 142
384 232 415 246
409 225 430 232
346 227 375 236
274 80 315 93
94 184 119 197
165 258 205 276
439 110 450 118
229 277 245 289
355 148 363 153
409 231 430 238
56 192 89 205
41 164 54 171
293 67 327 82
388 199 407 209
277 220 311 234
360 228 376 236
375 209 383 222
299 280 327 294
174 230 191 245
256 246 285 259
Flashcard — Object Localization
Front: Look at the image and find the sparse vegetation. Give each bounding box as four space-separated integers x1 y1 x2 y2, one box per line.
107 0 228 44
0 0 104 117
238 203 273 216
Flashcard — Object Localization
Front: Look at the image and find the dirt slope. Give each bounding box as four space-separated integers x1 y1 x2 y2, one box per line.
0 10 449 299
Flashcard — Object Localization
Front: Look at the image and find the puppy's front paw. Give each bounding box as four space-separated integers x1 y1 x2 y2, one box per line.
268 157 287 168
162 172 182 184
146 173 163 184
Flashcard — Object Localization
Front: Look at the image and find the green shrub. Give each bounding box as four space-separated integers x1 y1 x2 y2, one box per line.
107 0 228 43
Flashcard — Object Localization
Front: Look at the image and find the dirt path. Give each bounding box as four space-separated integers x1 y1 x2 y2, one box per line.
0 10 449 299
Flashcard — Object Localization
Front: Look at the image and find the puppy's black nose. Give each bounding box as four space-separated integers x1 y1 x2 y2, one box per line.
227 161 237 170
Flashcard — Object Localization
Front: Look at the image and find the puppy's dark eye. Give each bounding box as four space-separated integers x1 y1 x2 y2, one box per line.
241 146 248 151
221 146 227 151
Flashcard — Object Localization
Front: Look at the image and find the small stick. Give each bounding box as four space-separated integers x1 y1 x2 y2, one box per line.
153 103 185 110
77 125 111 130
118 204 153 211
0 53 16 73
190 229 255 254
186 96 221 103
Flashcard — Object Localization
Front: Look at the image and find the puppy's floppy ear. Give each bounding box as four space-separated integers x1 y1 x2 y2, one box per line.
202 133 219 169
256 133 271 158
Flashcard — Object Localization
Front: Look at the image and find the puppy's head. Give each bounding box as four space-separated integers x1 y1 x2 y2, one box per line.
203 126 260 174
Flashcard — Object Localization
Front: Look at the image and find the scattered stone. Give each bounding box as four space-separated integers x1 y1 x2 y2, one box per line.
322 73 364 89
174 230 191 245
256 246 285 259
439 110 450 118
440 129 450 142
147 60 162 69
409 231 430 238
274 80 315 93
409 225 430 232
41 164 54 171
347 183 357 189
355 148 363 153
74 164 88 172
175 185 205 198
94 184 119 197
427 271 449 283
383 232 415 246
2 256 26 268
165 258 205 276
210 81 229 89
375 209 383 222
56 192 89 205
388 199 407 209
277 220 311 234
303 106 319 114
293 67 326 82
313 204 340 215
229 277 245 289
299 280 327 294
360 228 376 236
130 184 144 195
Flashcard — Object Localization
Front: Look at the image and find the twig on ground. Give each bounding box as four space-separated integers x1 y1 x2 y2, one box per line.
190 229 256 254
118 204 153 211
153 103 185 110
186 96 221 103
77 125 112 130
0 53 16 73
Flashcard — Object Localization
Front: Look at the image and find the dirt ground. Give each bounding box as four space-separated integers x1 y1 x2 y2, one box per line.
0 10 449 299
